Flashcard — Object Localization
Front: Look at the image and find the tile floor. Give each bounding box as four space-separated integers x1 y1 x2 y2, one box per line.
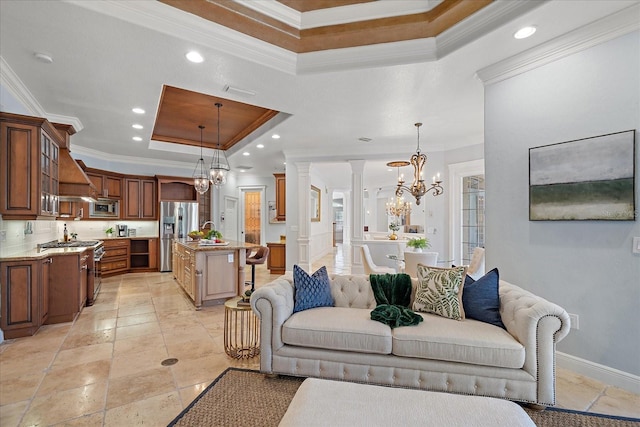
1 244 638 426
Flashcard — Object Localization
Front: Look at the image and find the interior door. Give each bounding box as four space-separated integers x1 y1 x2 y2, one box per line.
223 196 238 242
244 191 261 244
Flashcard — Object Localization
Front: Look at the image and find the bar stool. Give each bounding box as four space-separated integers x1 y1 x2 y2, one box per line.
245 246 269 292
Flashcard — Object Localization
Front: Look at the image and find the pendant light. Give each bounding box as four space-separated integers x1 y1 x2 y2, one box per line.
192 125 210 194
209 102 230 186
395 122 443 205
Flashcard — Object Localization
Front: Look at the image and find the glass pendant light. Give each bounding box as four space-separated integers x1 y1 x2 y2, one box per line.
192 125 210 194
209 102 230 186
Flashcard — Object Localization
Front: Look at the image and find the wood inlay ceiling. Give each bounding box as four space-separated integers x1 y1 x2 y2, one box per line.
152 86 279 150
160 0 494 53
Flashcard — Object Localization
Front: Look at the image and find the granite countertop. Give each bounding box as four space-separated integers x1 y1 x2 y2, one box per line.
174 239 258 252
0 246 93 262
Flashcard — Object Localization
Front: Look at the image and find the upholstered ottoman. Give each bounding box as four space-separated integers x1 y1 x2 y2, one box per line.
279 378 535 427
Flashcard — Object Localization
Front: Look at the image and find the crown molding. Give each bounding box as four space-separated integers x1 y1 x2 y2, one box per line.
233 0 301 29
297 37 438 74
70 143 195 171
65 0 297 75
437 0 548 59
477 2 640 85
47 113 84 133
0 56 46 116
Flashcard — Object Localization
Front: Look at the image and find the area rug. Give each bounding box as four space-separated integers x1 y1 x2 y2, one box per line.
168 368 640 427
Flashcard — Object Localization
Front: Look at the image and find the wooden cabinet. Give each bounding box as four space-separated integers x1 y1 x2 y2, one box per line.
0 113 61 219
102 239 130 276
274 173 286 221
0 259 51 339
130 238 158 271
124 178 157 219
267 242 286 274
47 252 88 324
173 242 195 300
87 172 122 199
201 251 237 300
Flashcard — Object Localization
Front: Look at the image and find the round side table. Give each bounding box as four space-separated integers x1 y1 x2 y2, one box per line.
223 296 260 359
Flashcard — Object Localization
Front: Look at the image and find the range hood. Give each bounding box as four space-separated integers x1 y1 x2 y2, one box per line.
58 148 98 202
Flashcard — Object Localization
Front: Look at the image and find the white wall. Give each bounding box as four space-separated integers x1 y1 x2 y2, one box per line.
485 31 640 376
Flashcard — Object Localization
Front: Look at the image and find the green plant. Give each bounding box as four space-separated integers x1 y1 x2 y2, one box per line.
206 229 222 240
388 222 400 232
105 227 114 234
407 237 430 249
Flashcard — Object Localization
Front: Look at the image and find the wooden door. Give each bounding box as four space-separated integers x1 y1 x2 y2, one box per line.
125 179 140 218
141 179 156 219
244 191 261 245
0 122 39 216
105 176 122 198
274 173 286 221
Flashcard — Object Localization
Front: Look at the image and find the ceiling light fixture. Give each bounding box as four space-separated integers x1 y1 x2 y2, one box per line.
209 103 230 187
193 125 210 195
395 123 443 205
132 136 142 142
132 124 143 129
257 144 264 148
514 26 536 39
242 152 250 156
272 134 280 139
386 160 412 218
132 107 145 114
185 51 204 63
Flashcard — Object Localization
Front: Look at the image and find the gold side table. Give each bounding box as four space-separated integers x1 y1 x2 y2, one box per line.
224 296 260 359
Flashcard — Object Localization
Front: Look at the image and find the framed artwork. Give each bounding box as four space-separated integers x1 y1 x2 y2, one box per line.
311 185 321 222
529 130 636 221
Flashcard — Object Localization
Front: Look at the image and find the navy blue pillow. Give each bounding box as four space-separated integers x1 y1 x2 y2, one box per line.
462 268 506 329
293 265 334 313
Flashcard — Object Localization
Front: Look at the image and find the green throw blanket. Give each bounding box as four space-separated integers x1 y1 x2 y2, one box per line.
370 273 423 328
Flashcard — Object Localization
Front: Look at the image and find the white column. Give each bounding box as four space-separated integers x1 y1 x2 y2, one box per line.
349 160 366 274
296 161 312 272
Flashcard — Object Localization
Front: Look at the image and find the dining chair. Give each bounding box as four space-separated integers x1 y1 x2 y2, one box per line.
403 251 438 278
361 245 395 275
466 247 485 280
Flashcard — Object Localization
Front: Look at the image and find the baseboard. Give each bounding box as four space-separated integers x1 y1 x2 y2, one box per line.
557 351 640 394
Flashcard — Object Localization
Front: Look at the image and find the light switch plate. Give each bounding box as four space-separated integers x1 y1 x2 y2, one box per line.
633 237 640 254
568 313 579 330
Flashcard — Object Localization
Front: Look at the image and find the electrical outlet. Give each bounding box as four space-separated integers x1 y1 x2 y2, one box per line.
633 237 640 254
0 230 6 241
569 313 579 330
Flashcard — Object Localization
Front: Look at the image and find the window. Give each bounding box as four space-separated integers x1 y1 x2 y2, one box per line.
461 175 485 264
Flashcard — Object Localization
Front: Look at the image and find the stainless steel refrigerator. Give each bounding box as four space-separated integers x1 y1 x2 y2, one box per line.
160 201 199 272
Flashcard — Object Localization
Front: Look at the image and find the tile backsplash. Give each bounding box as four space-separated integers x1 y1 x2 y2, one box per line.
0 217 158 257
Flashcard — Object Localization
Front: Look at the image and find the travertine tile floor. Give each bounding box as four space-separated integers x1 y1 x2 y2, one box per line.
1 244 638 426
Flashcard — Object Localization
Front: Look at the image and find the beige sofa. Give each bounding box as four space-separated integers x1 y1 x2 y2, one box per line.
251 273 570 406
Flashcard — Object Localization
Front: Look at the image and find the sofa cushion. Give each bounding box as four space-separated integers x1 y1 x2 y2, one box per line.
463 268 506 329
413 265 467 320
293 265 334 313
392 313 525 369
282 307 392 354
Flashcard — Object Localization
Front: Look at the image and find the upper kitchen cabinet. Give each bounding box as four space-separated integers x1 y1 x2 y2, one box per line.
86 171 122 199
0 112 62 219
124 177 157 219
274 173 286 221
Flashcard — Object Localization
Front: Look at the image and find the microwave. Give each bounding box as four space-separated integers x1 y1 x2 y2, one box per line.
89 200 119 218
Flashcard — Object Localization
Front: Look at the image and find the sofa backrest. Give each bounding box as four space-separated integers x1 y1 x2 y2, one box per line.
327 274 419 309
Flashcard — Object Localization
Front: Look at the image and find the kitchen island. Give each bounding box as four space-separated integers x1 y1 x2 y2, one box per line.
172 239 258 309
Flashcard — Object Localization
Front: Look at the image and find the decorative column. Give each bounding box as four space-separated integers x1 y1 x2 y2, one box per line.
296 162 312 272
349 160 366 274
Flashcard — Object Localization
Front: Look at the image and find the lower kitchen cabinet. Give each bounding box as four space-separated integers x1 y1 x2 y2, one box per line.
0 258 51 339
48 252 88 324
130 238 158 271
102 239 130 276
267 242 286 274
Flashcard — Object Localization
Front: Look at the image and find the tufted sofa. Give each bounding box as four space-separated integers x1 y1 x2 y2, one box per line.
251 273 570 407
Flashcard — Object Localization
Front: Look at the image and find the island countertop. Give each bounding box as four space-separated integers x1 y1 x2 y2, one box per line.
174 239 259 252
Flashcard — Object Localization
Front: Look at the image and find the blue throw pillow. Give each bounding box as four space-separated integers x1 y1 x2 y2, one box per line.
293 265 334 313
462 268 506 329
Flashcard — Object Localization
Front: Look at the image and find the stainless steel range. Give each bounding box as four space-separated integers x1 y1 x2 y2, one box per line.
38 240 104 305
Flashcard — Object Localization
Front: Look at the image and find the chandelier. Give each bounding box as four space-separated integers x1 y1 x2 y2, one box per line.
395 122 443 205
192 125 210 195
385 161 412 217
209 102 230 186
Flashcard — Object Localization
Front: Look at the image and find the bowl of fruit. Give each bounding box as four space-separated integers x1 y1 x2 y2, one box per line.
188 230 205 241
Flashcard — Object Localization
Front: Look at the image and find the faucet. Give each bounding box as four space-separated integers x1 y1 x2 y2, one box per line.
201 221 215 230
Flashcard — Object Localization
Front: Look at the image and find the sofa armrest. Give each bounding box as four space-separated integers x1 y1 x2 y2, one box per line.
499 280 570 405
251 277 295 373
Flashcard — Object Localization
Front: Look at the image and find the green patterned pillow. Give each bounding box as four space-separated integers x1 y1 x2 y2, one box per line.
413 265 467 320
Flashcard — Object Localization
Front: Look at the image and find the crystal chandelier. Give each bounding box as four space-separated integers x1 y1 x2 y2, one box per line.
192 125 210 195
209 102 230 186
385 161 412 217
395 122 443 205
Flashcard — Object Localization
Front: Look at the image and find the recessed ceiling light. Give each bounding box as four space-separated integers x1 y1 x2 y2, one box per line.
185 51 204 63
257 144 264 148
240 169 246 173
387 168 393 172
272 134 280 139
242 152 250 156
132 124 143 129
514 26 536 39
34 52 53 64
283 162 286 165
132 107 145 114
132 136 142 142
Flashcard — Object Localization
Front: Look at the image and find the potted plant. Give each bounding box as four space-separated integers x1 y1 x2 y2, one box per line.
105 227 113 238
388 222 400 240
407 237 430 252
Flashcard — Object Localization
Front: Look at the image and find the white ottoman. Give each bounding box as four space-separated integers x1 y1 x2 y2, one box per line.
279 378 535 427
